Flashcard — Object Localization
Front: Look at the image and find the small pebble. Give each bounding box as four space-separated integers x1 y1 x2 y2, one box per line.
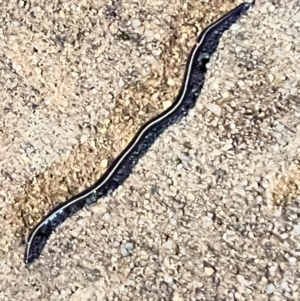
266 284 275 294
204 267 215 276
132 19 141 28
205 103 222 116
100 159 108 169
163 100 172 110
120 242 135 257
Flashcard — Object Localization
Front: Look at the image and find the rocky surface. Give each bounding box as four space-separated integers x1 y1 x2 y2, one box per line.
0 0 300 300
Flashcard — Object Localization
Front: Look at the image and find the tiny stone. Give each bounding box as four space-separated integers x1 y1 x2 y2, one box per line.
113 241 120 247
238 80 245 88
288 257 297 264
12 19 20 27
231 23 241 31
186 192 195 201
233 186 246 197
202 216 213 228
167 78 176 86
268 74 274 82
121 242 135 257
103 213 110 220
275 124 285 132
144 30 154 38
68 138 78 145
269 265 278 276
274 209 281 217
266 284 275 294
237 274 247 286
268 5 276 12
44 99 51 105
163 100 172 110
170 219 177 226
222 90 230 98
281 281 290 291
100 159 108 168
163 239 175 250
294 223 300 234
132 19 141 28
91 203 107 215
164 275 173 283
139 250 149 260
124 242 134 250
85 105 93 113
80 135 88 144
172 292 184 301
204 267 215 276
120 247 129 257
256 195 263 202
205 103 222 116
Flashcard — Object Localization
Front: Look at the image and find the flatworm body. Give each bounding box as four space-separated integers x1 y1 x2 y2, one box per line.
24 1 254 264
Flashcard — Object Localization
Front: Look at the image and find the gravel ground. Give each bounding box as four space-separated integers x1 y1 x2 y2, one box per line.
1 0 300 300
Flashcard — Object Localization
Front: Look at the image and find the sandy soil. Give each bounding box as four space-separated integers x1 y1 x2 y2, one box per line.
0 0 300 300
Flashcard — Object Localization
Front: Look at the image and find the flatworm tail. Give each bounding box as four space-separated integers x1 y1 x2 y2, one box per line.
24 1 254 264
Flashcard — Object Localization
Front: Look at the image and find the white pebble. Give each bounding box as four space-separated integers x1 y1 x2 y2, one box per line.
163 100 172 110
167 78 176 86
12 19 20 27
120 242 135 257
204 267 215 276
205 103 222 116
231 23 241 31
132 19 141 28
266 284 275 294
100 159 108 168
288 257 297 264
268 5 276 12
275 124 285 132
164 275 173 283
163 239 175 250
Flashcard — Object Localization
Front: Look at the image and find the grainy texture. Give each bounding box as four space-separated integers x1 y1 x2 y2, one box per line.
1 0 300 300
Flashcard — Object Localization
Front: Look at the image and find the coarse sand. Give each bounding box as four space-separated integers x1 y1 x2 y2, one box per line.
0 0 300 300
